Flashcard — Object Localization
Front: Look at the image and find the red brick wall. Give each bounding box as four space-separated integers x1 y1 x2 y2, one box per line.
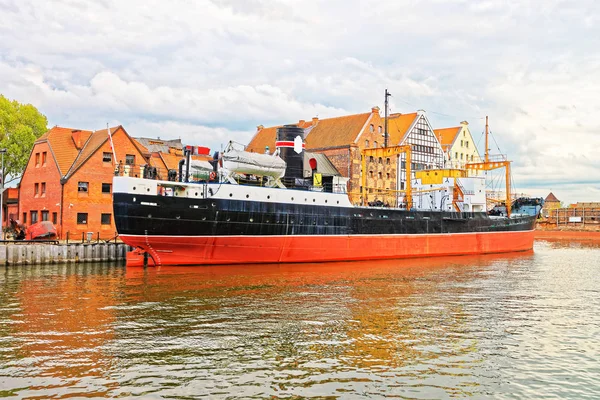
310 111 400 205
61 128 147 240
18 141 62 236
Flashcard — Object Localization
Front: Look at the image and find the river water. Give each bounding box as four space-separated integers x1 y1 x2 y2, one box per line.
1 240 599 399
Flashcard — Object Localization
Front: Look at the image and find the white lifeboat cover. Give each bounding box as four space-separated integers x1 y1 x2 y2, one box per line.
222 150 286 179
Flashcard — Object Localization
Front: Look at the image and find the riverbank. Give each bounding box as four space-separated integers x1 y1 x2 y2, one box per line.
0 242 129 265
535 229 600 241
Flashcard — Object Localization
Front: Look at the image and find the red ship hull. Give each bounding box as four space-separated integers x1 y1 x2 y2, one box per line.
122 230 535 267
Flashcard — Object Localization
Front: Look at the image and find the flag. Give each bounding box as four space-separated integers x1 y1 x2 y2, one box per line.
107 123 117 165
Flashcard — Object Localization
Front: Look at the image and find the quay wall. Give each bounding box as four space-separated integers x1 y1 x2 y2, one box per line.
0 243 130 265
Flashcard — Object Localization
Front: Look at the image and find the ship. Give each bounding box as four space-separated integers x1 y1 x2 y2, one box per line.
113 116 543 267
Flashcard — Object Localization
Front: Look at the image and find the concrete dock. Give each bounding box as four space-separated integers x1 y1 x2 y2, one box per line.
0 243 130 265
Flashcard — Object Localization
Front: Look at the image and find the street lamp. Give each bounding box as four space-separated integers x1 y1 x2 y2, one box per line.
0 148 6 240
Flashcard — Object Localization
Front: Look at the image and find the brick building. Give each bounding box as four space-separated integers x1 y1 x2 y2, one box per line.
247 107 445 204
19 126 148 240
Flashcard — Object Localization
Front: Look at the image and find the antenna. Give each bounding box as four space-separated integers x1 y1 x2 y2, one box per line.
485 116 489 163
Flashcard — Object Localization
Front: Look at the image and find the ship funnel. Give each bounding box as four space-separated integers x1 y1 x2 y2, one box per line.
276 124 305 186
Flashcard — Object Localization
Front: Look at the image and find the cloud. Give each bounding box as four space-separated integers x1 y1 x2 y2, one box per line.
0 0 599 203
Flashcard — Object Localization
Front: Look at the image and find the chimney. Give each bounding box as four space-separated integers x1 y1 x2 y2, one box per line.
417 109 426 115
256 124 264 132
299 119 305 126
312 117 318 125
460 120 469 126
371 106 380 114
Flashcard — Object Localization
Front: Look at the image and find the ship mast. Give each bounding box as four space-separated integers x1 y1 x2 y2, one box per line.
465 115 512 217
485 115 489 163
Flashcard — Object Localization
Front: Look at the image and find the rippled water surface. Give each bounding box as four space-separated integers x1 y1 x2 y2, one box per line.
1 240 599 399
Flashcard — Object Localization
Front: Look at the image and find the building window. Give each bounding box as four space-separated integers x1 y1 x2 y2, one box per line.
369 170 373 177
41 182 46 196
102 183 112 193
125 154 135 165
78 182 89 192
42 152 47 166
471 155 474 161
101 213 111 225
23 212 27 224
455 152 458 159
378 157 382 164
378 126 382 133
42 210 49 221
461 153 464 160
31 211 38 224
461 140 463 146
386 173 390 179
52 212 57 224
386 158 390 165
369 156 374 163
378 172 382 179
35 153 40 166
374 141 378 148
365 140 369 148
77 213 88 224
34 183 39 196
370 124 374 132
103 152 112 163
465 141 469 148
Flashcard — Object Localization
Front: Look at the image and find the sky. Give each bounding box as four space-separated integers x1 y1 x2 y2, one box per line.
1 0 599 204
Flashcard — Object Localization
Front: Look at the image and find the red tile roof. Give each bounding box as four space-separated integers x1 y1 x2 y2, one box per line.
433 126 461 147
386 113 419 145
65 126 121 179
36 127 93 176
305 113 371 149
545 192 560 202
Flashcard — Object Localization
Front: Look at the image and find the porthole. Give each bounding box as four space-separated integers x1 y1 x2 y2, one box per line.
267 195 270 199
147 214 152 218
313 199 316 202
195 192 198 196
133 186 136 190
133 197 136 202
176 215 180 219
291 197 294 201
147 188 150 192
229 193 233 197
249 218 254 222
211 202 216 207
246 194 249 198
325 200 327 203
202 217 206 221
227 218 230 222
337 201 339 204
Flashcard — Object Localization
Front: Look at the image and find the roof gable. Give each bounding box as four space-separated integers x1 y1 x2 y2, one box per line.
433 126 461 147
386 113 419 145
36 126 93 176
545 192 560 202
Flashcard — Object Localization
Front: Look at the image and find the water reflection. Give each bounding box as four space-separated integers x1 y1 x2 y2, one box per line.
1 246 599 399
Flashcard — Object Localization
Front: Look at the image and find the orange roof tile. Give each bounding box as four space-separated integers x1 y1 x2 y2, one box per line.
433 126 461 147
65 126 120 179
247 113 373 153
36 126 93 176
246 120 313 154
386 113 419 145
305 113 371 149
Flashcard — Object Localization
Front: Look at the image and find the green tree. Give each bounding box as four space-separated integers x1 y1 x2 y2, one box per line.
0 95 48 185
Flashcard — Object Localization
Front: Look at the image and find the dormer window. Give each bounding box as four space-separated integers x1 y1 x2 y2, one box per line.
370 124 374 132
